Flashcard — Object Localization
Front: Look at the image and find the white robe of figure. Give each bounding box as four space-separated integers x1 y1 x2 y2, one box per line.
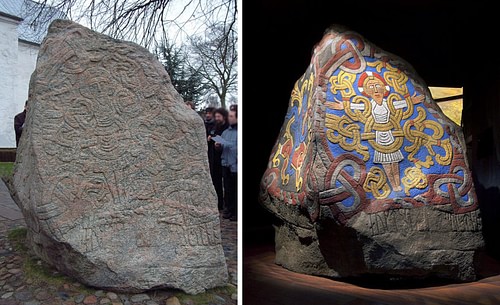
350 99 407 164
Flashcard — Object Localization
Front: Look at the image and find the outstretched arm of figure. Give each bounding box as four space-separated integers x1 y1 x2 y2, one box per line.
411 92 425 104
328 97 345 110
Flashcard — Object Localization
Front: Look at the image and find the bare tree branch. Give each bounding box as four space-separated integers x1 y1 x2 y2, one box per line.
27 0 237 49
24 0 237 109
189 21 237 108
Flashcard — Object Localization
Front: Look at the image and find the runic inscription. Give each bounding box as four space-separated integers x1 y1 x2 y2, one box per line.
364 209 482 237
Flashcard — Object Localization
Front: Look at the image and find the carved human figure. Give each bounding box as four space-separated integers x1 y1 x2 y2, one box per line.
361 72 424 191
332 71 424 192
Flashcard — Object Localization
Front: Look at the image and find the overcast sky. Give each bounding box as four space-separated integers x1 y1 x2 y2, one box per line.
52 0 233 48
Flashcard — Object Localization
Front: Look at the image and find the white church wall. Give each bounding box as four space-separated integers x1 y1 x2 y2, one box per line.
0 16 22 148
16 40 38 108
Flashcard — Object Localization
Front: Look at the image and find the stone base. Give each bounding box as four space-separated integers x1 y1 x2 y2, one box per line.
274 222 339 278
273 207 486 282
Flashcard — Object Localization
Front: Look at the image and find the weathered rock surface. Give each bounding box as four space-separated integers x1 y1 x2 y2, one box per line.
259 24 485 282
13 19 228 294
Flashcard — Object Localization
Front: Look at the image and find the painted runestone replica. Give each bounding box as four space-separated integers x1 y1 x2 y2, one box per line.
13 20 228 294
259 25 485 281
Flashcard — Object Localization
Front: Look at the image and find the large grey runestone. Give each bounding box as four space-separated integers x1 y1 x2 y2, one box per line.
13 19 228 294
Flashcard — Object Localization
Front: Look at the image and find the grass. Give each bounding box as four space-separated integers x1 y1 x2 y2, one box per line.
0 162 14 178
1 162 17 207
7 227 28 252
7 227 77 288
23 254 71 287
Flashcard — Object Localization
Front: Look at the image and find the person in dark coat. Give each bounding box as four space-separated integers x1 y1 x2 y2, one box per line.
14 100 28 147
215 108 238 221
207 107 229 211
204 107 216 137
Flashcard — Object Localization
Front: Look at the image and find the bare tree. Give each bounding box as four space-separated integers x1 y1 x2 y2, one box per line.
24 0 238 110
24 0 237 49
189 21 237 109
155 39 208 108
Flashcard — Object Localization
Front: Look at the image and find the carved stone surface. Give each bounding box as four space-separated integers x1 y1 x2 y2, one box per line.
259 24 485 281
13 19 228 294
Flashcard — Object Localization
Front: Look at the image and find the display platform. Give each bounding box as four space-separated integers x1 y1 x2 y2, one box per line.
243 230 500 305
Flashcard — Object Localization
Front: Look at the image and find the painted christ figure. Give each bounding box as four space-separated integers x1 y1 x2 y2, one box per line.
331 71 424 192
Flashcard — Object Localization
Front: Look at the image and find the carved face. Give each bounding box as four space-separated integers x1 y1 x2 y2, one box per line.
364 78 386 103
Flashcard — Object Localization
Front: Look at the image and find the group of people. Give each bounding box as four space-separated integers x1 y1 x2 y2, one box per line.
204 104 238 221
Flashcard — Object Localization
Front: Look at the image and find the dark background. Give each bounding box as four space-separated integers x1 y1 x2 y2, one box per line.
242 0 500 251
